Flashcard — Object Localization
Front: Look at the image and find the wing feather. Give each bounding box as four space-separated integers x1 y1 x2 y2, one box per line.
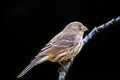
36 32 77 57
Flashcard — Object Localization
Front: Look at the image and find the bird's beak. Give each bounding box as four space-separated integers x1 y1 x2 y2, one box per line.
83 26 88 32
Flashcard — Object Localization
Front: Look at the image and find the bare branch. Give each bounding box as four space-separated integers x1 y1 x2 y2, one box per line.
83 16 120 46
58 16 120 80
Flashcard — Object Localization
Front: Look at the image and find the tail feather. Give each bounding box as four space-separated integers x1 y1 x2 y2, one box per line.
17 56 49 78
17 62 36 78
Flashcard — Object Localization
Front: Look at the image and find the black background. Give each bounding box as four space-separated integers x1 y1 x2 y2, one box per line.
1 0 120 80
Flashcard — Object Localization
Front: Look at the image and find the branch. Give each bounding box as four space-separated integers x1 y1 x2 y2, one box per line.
58 16 120 80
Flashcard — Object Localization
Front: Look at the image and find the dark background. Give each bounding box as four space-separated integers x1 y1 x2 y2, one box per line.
1 0 120 80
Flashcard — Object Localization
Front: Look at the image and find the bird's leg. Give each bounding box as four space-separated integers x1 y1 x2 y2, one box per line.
64 58 73 65
58 62 67 73
58 58 74 73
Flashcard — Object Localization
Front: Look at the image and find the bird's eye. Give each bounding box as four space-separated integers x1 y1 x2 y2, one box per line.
79 27 82 30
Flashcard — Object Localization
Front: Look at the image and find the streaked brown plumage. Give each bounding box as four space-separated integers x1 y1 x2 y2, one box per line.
17 21 88 78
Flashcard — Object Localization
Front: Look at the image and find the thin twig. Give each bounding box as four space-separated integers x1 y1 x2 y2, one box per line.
58 16 120 80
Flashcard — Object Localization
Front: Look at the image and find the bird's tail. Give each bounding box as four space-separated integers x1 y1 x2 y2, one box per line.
17 56 49 78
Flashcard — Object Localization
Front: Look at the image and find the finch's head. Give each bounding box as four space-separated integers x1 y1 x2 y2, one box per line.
64 21 88 32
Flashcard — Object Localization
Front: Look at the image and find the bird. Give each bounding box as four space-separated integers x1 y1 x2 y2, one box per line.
17 21 88 78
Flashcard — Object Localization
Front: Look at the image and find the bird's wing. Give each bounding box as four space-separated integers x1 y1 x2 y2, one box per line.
36 32 77 57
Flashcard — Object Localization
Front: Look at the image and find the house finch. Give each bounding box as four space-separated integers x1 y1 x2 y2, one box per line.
17 21 88 78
